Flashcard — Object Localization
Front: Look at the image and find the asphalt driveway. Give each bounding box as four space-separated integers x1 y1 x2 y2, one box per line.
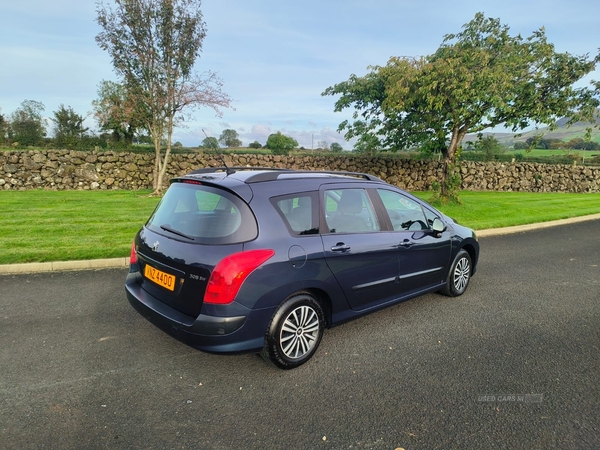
0 220 598 449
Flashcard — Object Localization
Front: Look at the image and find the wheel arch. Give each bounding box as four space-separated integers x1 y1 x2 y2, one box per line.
298 288 333 328
460 242 479 275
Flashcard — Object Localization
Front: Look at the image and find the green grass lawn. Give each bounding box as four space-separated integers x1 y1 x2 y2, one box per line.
0 190 159 264
1 189 599 265
504 149 600 157
413 191 600 229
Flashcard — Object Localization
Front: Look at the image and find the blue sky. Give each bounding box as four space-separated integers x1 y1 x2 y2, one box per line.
2 0 599 148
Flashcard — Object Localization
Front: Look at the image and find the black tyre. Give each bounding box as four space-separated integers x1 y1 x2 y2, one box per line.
261 292 325 369
439 249 472 297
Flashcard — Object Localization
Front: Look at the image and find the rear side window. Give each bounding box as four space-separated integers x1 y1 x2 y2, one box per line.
272 193 318 235
146 182 257 244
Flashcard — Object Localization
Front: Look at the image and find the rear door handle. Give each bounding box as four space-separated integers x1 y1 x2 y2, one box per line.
331 243 351 252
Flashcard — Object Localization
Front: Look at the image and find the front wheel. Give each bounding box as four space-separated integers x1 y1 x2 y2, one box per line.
439 249 472 297
261 293 325 369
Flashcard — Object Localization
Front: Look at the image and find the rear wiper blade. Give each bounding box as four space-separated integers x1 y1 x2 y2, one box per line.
160 224 195 240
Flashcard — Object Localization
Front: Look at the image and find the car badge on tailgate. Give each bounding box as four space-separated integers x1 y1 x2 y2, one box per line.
152 241 160 252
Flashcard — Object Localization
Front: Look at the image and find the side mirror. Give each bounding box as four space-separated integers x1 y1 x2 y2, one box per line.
432 218 446 233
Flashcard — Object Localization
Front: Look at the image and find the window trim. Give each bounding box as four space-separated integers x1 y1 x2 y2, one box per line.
146 182 258 245
373 188 433 232
270 191 320 237
320 186 381 234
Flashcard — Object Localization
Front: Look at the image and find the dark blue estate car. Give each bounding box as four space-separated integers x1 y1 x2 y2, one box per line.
126 167 479 369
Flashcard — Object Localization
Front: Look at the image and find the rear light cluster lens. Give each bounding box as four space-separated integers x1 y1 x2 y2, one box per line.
130 241 138 264
204 249 275 305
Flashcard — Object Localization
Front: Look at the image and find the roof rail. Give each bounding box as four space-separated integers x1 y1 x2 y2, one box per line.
315 170 384 182
188 166 293 175
186 167 385 184
243 170 385 183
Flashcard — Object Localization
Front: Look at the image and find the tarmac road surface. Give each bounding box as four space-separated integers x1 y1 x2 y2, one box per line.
0 219 598 449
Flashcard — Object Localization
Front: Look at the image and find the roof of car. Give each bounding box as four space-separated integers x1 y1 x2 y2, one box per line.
183 167 385 184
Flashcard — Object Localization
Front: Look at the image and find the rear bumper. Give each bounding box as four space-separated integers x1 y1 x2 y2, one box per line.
125 273 267 354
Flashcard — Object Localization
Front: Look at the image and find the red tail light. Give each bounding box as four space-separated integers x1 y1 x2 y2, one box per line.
204 249 275 305
129 241 138 264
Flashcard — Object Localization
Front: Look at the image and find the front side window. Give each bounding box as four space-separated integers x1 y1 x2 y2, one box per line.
324 188 380 233
146 182 257 244
422 207 442 228
377 189 429 231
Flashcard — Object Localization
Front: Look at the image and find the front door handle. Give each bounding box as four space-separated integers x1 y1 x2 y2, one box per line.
331 243 351 252
398 239 413 248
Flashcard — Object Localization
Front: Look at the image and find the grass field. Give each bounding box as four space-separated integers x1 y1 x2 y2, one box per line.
504 149 600 157
0 190 158 264
413 191 600 229
1 189 599 265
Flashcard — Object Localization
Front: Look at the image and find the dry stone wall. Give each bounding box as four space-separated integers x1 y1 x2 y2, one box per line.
1 149 599 193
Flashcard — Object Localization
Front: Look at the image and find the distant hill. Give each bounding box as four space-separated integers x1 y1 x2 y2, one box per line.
465 116 600 146
554 116 600 128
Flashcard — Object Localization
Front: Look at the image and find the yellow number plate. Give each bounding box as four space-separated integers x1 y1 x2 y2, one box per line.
144 264 176 291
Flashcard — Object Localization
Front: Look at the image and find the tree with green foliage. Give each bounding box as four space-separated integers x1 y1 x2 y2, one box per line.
92 80 140 145
566 138 600 150
266 132 298 155
330 142 343 152
51 104 89 149
96 0 231 195
323 13 600 202
10 100 47 147
219 129 242 147
200 136 219 149
248 140 262 149
0 108 11 145
351 124 380 154
134 134 154 145
472 135 504 160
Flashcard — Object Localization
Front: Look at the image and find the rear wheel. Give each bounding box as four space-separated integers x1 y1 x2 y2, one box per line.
439 249 472 297
261 292 325 369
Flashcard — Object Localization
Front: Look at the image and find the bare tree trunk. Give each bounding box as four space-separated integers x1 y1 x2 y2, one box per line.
439 127 466 202
152 116 173 196
152 132 161 193
440 157 450 199
155 141 172 195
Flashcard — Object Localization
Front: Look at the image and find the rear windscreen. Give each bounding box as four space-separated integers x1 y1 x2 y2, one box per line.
146 182 257 244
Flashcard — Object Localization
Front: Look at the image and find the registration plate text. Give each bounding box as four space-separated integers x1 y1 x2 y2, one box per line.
144 265 176 291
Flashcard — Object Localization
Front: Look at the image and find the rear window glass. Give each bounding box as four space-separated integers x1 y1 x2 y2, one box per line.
146 182 257 244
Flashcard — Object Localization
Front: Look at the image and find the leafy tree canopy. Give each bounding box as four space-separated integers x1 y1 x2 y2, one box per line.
0 108 10 144
10 100 47 146
323 12 600 201
51 105 89 149
219 129 242 147
266 132 298 155
330 142 343 152
200 136 219 149
92 80 140 145
248 140 262 149
469 135 505 160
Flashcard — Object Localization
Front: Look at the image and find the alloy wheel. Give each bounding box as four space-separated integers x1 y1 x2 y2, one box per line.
279 305 320 359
